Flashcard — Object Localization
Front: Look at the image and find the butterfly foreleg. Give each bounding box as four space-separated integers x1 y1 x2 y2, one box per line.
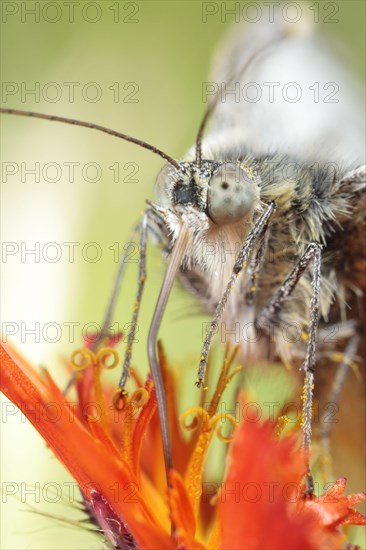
256 241 322 494
117 207 169 396
196 201 276 388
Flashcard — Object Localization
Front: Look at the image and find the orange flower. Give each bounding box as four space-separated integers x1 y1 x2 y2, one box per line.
0 342 365 549
219 421 365 550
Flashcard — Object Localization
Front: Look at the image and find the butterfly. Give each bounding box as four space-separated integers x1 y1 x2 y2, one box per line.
1 16 365 496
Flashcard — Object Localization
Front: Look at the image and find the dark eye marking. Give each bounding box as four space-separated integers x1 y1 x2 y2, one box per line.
221 182 229 190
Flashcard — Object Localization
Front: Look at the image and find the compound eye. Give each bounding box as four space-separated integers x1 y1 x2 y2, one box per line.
154 163 176 208
207 163 257 225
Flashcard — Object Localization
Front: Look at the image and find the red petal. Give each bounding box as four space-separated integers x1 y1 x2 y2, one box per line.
168 470 205 549
0 344 173 549
219 421 316 550
131 378 157 477
305 478 366 529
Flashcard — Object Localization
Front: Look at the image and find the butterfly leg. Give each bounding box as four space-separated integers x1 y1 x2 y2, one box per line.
196 201 276 387
117 207 170 397
245 226 270 306
256 242 322 494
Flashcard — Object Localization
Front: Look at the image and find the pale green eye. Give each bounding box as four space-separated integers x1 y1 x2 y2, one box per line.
207 163 257 225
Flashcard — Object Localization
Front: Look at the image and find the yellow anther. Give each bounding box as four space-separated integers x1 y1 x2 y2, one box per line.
113 387 129 410
180 407 210 431
70 348 95 371
212 413 237 442
130 387 149 408
96 347 119 370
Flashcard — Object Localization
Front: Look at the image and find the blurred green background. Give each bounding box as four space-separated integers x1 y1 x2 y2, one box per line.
1 1 365 548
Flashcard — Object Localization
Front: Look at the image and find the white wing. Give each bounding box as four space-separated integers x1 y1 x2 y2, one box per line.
200 18 365 165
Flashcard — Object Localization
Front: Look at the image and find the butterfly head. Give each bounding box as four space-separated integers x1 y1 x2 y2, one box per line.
155 160 260 226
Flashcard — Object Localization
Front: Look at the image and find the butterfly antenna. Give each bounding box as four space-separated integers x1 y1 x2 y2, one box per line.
195 33 288 166
0 108 180 169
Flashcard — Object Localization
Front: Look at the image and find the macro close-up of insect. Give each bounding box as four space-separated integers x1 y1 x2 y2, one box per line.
1 2 365 549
